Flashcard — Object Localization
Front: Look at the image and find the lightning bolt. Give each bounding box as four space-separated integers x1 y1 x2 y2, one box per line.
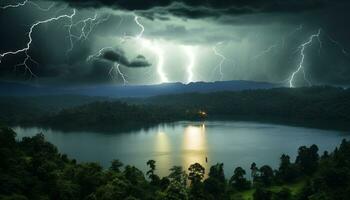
85 15 131 84
212 42 234 81
251 44 278 60
109 63 128 85
66 13 111 54
132 15 169 83
183 46 195 83
253 25 303 61
86 47 128 84
86 46 113 62
0 0 55 11
0 0 28 9
152 44 168 83
87 15 168 84
288 29 321 88
134 15 144 39
140 39 168 83
0 9 76 78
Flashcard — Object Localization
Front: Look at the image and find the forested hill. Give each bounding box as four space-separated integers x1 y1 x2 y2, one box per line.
0 80 277 97
0 95 111 125
130 86 350 130
39 102 197 131
1 86 350 131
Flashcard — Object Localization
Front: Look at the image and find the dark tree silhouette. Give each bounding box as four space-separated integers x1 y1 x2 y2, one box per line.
188 163 205 184
110 159 123 172
230 167 251 191
295 144 319 175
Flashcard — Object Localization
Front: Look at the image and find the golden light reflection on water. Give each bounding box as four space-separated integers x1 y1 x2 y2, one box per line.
153 124 209 177
182 124 208 173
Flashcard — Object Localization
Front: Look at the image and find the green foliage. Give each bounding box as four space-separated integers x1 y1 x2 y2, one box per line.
146 160 161 186
0 95 109 125
230 167 251 191
188 163 205 185
295 144 319 175
258 165 274 186
272 187 292 200
204 163 227 198
253 186 272 200
163 180 188 200
188 163 206 199
276 154 299 182
168 166 187 187
110 159 123 172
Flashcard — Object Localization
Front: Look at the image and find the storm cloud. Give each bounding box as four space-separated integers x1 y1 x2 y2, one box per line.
101 48 151 68
49 0 349 19
0 0 349 86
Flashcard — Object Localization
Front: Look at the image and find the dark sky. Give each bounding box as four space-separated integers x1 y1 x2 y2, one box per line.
0 0 349 87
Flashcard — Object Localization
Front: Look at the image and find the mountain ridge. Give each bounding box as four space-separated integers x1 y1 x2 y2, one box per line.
0 80 279 97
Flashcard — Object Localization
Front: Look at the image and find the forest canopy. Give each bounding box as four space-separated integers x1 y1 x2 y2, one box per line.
0 86 349 131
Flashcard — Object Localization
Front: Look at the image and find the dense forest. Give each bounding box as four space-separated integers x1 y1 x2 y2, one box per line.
38 102 199 131
135 86 350 130
1 86 350 131
0 95 199 131
1 125 350 200
0 96 111 126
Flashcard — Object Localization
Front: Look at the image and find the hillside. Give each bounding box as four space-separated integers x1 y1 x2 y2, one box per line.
1 86 349 131
0 80 278 97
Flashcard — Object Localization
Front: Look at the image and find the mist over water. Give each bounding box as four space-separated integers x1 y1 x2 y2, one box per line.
13 121 350 178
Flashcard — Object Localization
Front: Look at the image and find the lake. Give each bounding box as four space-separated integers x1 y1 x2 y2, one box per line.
13 121 350 178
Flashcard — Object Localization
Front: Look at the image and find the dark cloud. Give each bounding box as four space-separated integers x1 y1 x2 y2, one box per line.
50 0 349 19
0 0 350 86
101 49 128 65
101 48 151 68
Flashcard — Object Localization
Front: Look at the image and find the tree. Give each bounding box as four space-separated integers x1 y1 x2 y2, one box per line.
188 163 205 184
146 160 160 185
168 166 187 186
259 165 274 186
123 165 145 185
208 163 225 182
74 163 104 198
188 163 205 200
110 159 123 173
251 162 259 181
146 160 156 176
277 154 298 182
229 167 251 191
321 151 329 160
204 163 226 198
296 145 319 175
164 180 188 200
159 177 170 190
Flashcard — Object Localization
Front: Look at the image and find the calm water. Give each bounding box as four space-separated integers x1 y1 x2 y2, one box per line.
13 121 350 178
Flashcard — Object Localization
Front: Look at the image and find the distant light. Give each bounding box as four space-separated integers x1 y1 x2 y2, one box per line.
198 110 207 119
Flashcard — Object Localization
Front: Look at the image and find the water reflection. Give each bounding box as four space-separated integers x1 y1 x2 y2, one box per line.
182 123 208 172
13 121 349 178
154 131 172 176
